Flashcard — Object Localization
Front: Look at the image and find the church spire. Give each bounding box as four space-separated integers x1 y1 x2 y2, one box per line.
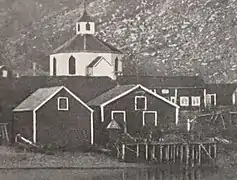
76 0 95 35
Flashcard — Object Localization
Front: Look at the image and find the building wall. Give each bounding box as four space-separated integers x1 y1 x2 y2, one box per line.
36 88 91 148
92 58 113 78
13 111 33 142
49 52 123 79
96 87 177 145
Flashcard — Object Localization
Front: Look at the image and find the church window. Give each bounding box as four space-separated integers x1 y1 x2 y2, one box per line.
78 24 80 31
53 57 56 76
69 56 76 75
86 22 91 31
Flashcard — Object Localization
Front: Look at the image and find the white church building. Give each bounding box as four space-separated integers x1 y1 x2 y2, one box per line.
49 5 124 80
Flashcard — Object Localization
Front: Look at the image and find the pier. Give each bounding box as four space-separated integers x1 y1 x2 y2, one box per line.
116 140 217 167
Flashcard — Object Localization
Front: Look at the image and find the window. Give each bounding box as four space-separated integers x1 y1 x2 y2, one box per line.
78 24 80 31
143 111 157 127
170 96 176 103
2 70 8 77
53 57 56 76
135 96 147 110
162 89 169 94
192 96 201 106
69 56 76 75
206 94 216 106
180 96 189 106
58 97 69 110
86 22 90 31
114 57 118 72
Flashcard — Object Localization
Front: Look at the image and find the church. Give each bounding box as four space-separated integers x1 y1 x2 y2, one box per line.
49 4 124 80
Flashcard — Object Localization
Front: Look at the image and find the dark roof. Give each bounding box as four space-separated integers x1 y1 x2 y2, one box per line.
87 56 102 68
117 76 205 88
88 85 136 106
79 10 93 22
14 86 63 111
0 76 117 122
206 84 237 95
53 34 123 54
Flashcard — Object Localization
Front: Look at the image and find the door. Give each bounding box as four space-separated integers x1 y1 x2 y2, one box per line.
111 111 126 133
143 111 157 128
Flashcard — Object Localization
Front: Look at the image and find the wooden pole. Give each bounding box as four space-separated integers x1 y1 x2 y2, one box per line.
198 144 201 166
186 144 189 166
145 143 148 160
160 145 163 164
136 144 139 158
167 145 170 162
122 144 125 160
173 144 176 164
208 144 212 161
213 143 217 159
152 145 155 160
191 144 195 167
180 144 184 164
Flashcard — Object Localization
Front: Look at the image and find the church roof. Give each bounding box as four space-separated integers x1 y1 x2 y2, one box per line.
53 34 123 54
87 56 103 68
79 10 93 22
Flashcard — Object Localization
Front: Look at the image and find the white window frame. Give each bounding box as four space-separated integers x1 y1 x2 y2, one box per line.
142 111 158 127
206 94 216 106
57 97 69 111
170 96 176 103
191 96 201 106
2 70 8 77
162 89 169 94
111 111 126 133
180 96 189 107
135 96 147 110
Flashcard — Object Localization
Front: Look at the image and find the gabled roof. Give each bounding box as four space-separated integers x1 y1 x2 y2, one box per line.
87 56 111 68
117 76 205 88
106 119 121 130
13 86 93 112
79 10 93 22
53 34 123 54
88 84 179 108
13 86 63 112
88 85 136 106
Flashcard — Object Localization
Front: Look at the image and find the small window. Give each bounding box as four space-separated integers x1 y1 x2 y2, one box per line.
170 96 176 103
143 111 157 127
53 57 56 76
180 96 189 106
135 96 147 110
114 57 118 72
58 97 69 111
206 94 216 106
2 70 8 77
192 96 201 106
86 22 90 31
69 56 76 75
162 89 169 94
78 24 80 31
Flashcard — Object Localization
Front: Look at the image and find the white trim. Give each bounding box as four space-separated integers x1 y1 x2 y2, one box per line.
191 96 201 106
174 89 178 104
206 94 217 106
161 89 169 94
142 111 157 126
57 97 69 111
175 108 179 125
94 57 112 67
90 111 94 144
33 110 37 143
101 106 104 122
135 96 147 110
232 90 237 105
101 84 179 108
204 89 207 107
180 96 189 106
111 111 126 133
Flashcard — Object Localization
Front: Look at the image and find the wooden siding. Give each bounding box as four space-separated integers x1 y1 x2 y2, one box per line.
13 111 33 142
96 87 176 145
36 88 91 148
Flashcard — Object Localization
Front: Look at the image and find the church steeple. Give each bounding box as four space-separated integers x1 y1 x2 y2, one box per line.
76 0 95 35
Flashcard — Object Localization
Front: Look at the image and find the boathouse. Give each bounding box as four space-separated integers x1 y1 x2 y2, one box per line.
88 84 179 145
13 86 94 148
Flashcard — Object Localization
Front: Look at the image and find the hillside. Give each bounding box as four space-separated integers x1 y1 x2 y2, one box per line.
0 0 237 83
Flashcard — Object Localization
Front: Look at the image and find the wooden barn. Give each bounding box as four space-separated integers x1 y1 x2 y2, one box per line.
13 86 94 149
88 84 179 145
117 76 206 111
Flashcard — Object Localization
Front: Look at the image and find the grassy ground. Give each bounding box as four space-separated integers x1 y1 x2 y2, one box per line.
0 146 148 169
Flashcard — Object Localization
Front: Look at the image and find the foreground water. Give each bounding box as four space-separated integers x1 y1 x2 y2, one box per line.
0 167 229 180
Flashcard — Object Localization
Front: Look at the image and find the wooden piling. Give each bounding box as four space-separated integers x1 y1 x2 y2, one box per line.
198 144 201 166
167 145 170 162
191 144 195 167
180 144 184 164
136 144 139 158
213 143 217 159
122 144 125 160
152 145 156 160
186 144 189 166
173 144 176 164
145 143 148 160
160 145 163 164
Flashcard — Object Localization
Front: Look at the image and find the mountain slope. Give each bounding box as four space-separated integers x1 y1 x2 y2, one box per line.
0 0 237 83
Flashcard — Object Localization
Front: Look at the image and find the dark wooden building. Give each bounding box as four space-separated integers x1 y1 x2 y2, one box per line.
13 86 94 148
88 84 179 145
117 76 206 111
